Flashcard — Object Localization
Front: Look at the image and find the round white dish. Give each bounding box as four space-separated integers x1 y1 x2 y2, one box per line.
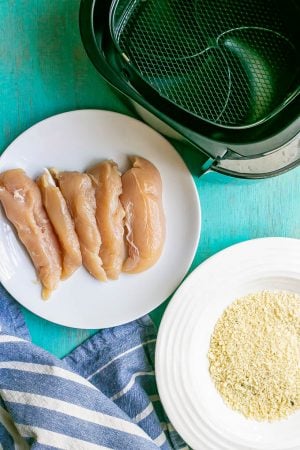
156 237 300 450
0 110 200 328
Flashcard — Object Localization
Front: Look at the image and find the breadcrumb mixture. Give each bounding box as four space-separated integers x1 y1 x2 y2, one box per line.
208 290 300 421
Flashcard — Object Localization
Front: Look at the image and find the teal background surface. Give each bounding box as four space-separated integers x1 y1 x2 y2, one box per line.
0 0 299 357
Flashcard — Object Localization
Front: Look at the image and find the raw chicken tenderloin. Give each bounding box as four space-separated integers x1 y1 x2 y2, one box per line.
87 161 125 279
120 157 166 273
37 169 82 279
0 169 62 299
52 170 107 281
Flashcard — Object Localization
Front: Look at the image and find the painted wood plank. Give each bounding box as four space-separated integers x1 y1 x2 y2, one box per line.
0 0 299 358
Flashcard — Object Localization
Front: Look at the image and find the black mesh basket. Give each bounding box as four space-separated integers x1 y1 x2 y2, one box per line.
110 0 300 128
80 0 300 174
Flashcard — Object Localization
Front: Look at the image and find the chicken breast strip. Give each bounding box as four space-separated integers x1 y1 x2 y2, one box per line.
0 169 62 299
120 157 166 273
52 170 107 281
87 161 125 279
37 169 82 280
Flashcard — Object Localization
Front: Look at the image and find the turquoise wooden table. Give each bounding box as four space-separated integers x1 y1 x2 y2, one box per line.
1 0 299 358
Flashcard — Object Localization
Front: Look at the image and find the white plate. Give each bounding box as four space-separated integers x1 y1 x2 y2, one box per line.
156 238 300 450
0 110 200 328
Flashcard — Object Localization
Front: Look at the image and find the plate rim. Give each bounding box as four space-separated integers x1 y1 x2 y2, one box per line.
0 109 201 328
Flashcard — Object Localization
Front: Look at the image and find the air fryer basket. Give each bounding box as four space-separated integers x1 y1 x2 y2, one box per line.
110 0 300 129
80 0 300 175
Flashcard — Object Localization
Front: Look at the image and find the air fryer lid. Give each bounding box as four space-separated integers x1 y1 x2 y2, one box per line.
110 0 300 130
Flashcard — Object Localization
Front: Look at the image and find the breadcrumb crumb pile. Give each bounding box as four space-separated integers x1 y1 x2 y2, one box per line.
208 290 300 421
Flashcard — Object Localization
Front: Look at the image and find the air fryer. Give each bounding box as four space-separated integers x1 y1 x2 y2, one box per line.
79 0 300 179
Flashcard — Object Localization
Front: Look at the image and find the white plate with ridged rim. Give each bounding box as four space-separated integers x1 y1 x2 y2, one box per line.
156 238 300 450
0 110 200 328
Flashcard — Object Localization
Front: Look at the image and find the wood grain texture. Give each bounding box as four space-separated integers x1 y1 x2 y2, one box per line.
0 0 299 357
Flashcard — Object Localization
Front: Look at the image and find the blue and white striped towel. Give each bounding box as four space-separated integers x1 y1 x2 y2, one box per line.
0 284 188 449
